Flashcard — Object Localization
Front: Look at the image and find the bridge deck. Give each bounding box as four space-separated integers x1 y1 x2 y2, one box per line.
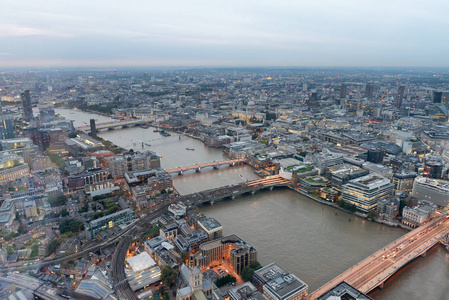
308 215 449 299
166 159 245 173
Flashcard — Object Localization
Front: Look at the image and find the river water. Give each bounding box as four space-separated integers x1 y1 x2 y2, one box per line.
56 108 449 299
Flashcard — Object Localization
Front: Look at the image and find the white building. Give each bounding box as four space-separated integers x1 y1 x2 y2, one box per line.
412 177 449 207
402 200 437 228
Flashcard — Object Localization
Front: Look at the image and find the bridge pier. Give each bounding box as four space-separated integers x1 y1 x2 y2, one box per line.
231 195 235 200
213 165 219 169
421 251 427 258
379 282 385 290
210 200 214 205
230 162 235 167
196 167 201 173
251 190 256 195
178 171 183 175
269 186 274 191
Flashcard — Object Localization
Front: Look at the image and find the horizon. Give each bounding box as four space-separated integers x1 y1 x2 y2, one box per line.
2 0 449 68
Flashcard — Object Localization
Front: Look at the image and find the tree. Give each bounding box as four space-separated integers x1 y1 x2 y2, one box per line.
367 210 378 220
59 219 84 234
241 266 255 282
161 265 177 287
47 194 68 207
48 239 61 255
61 209 69 217
249 261 262 270
216 274 237 287
338 199 346 208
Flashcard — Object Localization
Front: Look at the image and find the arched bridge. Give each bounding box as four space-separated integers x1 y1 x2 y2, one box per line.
166 159 246 175
308 214 449 299
177 175 292 205
77 118 155 132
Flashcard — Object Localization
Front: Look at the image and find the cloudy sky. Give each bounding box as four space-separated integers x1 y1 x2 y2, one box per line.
1 0 448 67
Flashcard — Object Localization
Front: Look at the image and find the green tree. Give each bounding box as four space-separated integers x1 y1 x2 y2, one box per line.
161 265 177 287
59 219 84 234
241 267 255 282
47 194 68 207
249 261 262 270
216 274 237 287
367 210 377 220
30 244 39 257
61 209 69 217
48 239 61 255
338 199 346 208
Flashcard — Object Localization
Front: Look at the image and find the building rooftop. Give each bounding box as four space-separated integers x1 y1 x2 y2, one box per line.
347 174 392 190
255 262 308 300
126 252 156 273
198 217 222 232
317 281 372 300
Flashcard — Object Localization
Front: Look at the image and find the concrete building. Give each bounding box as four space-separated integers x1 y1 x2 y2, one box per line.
85 208 134 239
317 281 372 300
197 218 223 241
402 200 437 228
0 151 30 186
342 174 394 212
329 164 369 192
229 282 266 300
253 262 308 300
0 115 15 139
377 197 399 222
108 151 161 178
190 234 256 275
412 177 449 207
393 170 417 193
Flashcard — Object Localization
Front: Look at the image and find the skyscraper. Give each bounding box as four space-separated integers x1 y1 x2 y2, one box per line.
433 91 443 103
396 86 405 108
365 84 374 99
21 90 33 121
90 119 97 139
339 84 347 99
0 115 15 139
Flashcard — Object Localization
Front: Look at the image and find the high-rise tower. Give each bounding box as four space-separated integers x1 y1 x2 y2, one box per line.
21 90 33 121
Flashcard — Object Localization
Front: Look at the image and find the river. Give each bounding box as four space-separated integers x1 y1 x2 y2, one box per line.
56 108 449 299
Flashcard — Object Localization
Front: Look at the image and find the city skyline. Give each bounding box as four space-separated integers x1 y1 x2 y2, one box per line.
1 0 449 68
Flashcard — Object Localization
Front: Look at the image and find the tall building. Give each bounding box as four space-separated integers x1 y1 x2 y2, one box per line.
365 84 374 99
90 119 97 139
21 90 33 121
396 86 405 108
38 103 55 123
0 115 15 140
108 151 161 178
339 84 347 99
402 200 437 228
433 91 443 103
342 174 394 212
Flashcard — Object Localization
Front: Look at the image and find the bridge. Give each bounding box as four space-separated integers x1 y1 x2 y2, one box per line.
166 159 246 175
76 118 155 132
308 214 449 299
177 175 292 205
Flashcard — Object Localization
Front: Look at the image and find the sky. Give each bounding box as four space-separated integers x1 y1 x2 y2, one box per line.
1 0 448 68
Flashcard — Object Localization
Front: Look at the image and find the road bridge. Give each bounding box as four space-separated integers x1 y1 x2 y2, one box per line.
177 175 292 205
166 159 246 175
77 118 155 132
308 214 449 299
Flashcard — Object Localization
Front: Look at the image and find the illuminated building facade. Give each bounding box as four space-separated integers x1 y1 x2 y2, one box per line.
85 208 134 239
342 174 394 212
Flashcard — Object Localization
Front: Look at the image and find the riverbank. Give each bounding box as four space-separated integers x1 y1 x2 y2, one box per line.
291 187 412 231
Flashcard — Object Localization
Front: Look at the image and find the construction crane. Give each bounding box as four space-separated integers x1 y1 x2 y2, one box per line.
439 142 448 155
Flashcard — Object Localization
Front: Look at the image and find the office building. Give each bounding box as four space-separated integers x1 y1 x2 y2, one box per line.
191 234 256 274
85 208 134 239
0 115 15 140
90 119 97 139
0 151 30 186
392 170 417 193
396 86 405 108
434 91 443 103
342 174 394 212
402 200 437 228
412 177 449 207
339 84 347 99
108 151 161 178
425 160 443 179
196 217 223 241
317 281 372 300
329 164 369 192
38 103 55 123
377 197 399 222
365 84 374 99
253 262 308 300
229 282 266 300
21 90 33 121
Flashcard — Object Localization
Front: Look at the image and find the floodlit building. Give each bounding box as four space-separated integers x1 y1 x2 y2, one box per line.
316 281 372 300
412 177 449 207
342 174 394 212
197 217 223 241
402 200 437 228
